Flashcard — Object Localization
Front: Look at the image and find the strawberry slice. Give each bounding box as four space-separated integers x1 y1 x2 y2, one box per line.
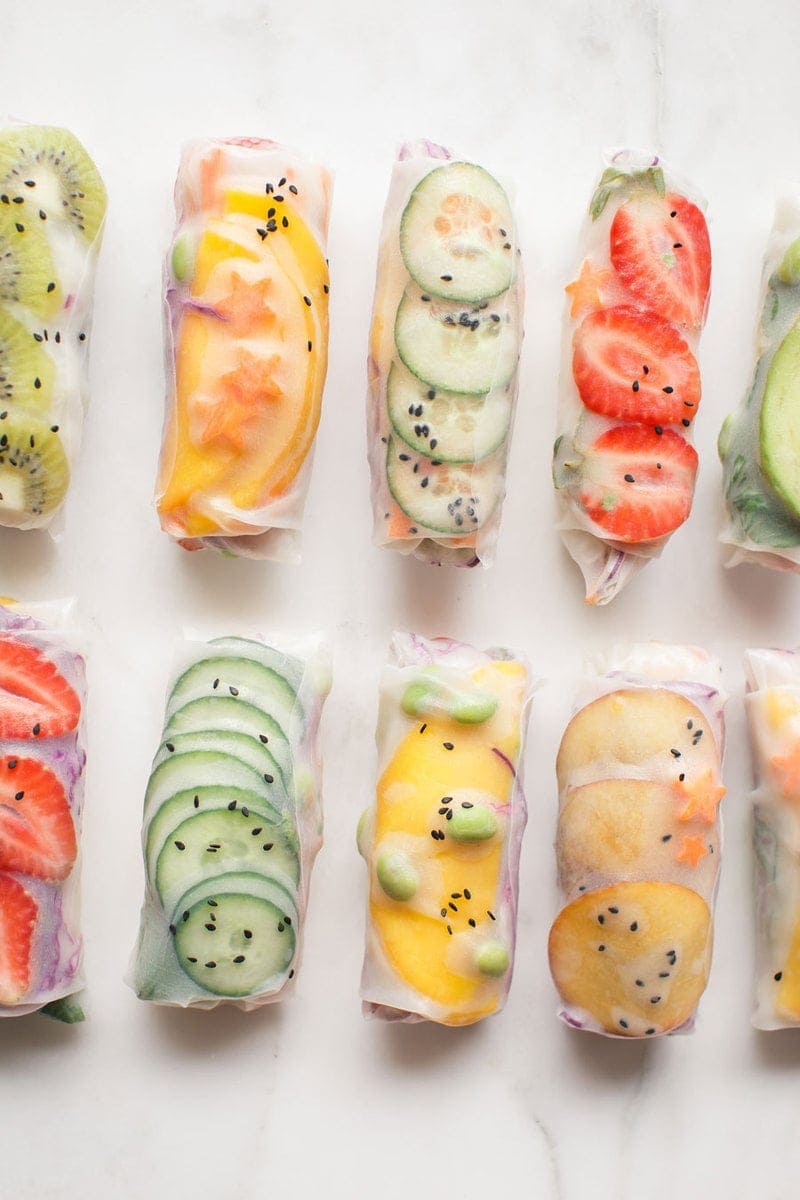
0 872 37 1005
573 306 700 425
579 424 698 542
610 193 711 328
0 638 81 739
0 757 76 881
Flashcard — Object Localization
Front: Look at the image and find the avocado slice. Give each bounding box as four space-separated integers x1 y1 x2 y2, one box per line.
760 320 800 519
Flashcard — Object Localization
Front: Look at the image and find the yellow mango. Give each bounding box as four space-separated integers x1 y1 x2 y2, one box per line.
765 688 800 732
156 195 329 534
369 663 525 1024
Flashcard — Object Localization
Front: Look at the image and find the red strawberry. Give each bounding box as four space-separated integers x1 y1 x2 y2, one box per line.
579 424 698 542
0 638 81 739
0 757 76 881
0 873 37 1005
610 193 711 328
573 306 700 425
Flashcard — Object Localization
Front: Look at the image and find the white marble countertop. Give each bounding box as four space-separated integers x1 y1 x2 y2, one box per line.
0 0 798 1197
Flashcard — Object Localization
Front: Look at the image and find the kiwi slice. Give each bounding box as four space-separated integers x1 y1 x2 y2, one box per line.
0 311 53 409
0 127 107 244
0 207 61 317
0 413 68 527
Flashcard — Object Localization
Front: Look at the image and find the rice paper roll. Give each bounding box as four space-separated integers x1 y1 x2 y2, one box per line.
367 141 524 568
553 150 711 604
155 138 332 560
0 601 87 1022
358 633 532 1025
130 634 330 1010
0 121 106 532
720 198 800 570
548 643 726 1037
744 648 800 1029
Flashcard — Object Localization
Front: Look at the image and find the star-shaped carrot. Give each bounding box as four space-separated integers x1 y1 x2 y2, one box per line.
217 273 275 332
197 352 282 450
674 769 726 824
770 747 800 800
565 259 613 317
676 835 708 868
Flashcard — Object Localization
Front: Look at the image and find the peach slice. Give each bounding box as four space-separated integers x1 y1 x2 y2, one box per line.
557 779 720 903
548 880 712 1036
556 688 719 791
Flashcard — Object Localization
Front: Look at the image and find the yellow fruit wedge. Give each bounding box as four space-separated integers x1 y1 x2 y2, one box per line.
368 662 525 1024
156 195 329 536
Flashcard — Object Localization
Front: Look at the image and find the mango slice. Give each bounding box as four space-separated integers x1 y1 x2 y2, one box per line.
369 661 525 1025
548 881 712 1036
156 190 329 537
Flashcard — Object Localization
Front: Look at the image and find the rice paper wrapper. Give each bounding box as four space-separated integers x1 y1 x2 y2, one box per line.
744 648 800 1028
0 599 87 1018
367 141 524 569
0 119 106 536
155 137 332 561
359 633 534 1025
720 196 800 570
549 643 726 1038
553 149 710 604
129 632 330 1010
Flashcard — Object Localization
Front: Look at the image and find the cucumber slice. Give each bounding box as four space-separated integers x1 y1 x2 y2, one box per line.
399 162 515 302
164 697 293 787
166 656 301 740
760 320 800 520
144 751 280 822
171 872 298 998
153 731 284 795
386 437 503 535
387 360 511 463
145 786 283 879
206 638 304 697
394 286 520 395
154 808 299 914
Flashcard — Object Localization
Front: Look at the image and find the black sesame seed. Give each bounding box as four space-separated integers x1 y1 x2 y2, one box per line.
463 889 471 900
443 742 454 750
682 418 691 427
662 386 673 394
14 791 23 801
598 914 605 925
205 962 217 969
229 686 239 697
654 424 663 435
244 930 253 939
419 723 427 733
775 971 783 981
608 907 619 914
650 996 661 1004
619 1019 629 1029
598 945 606 952
662 834 672 842
670 748 681 758
168 924 176 934
303 295 312 307
487 911 496 920
204 923 215 932
233 956 246 964
632 380 640 392
624 473 635 483
630 922 638 932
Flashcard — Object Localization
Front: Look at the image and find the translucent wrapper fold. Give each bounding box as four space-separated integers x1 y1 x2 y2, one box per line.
129 632 330 1010
720 196 800 570
358 633 533 1025
553 149 711 604
367 141 524 569
0 120 106 533
548 643 726 1037
155 137 332 560
744 648 800 1028
0 600 87 1020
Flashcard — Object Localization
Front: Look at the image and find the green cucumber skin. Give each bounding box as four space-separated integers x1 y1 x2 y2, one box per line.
164 697 293 788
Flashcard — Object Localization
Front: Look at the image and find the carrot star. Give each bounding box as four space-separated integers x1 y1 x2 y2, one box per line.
216 273 275 332
565 259 613 317
674 770 726 824
676 835 709 869
770 747 800 801
197 352 283 450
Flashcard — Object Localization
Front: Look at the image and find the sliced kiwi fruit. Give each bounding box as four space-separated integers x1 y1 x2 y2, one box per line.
0 127 107 244
0 207 61 317
0 311 53 409
0 413 68 527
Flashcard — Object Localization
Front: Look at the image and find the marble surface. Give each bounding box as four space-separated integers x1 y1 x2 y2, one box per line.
0 0 798 1197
